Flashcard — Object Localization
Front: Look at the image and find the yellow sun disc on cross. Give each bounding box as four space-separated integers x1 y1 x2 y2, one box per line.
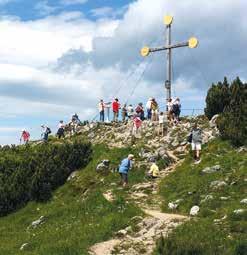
188 37 199 48
140 46 150 57
164 15 173 26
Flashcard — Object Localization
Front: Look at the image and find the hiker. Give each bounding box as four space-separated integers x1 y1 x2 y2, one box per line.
121 104 128 122
151 98 159 121
41 125 51 142
112 98 120 122
147 159 159 179
118 154 134 187
57 120 65 139
189 122 202 163
98 99 105 122
72 113 81 124
20 129 30 144
167 98 173 121
135 103 145 120
158 112 166 136
146 98 153 120
127 104 134 120
132 114 142 136
171 98 181 124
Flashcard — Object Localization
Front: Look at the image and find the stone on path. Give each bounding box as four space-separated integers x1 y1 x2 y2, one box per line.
89 239 121 255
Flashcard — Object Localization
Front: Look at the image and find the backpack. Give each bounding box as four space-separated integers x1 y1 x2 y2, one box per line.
172 104 179 114
187 132 192 143
46 127 51 134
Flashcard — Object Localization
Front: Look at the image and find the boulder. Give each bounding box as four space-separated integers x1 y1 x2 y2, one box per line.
96 160 110 173
190 206 200 216
210 114 219 128
168 202 178 210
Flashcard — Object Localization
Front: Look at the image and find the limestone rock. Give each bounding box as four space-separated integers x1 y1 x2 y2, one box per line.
96 160 110 173
240 198 247 205
233 209 246 215
20 243 29 251
31 216 45 228
190 206 200 216
202 165 221 174
209 114 219 128
210 180 227 190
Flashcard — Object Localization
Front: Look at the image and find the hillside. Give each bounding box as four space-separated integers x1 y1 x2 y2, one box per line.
0 116 246 255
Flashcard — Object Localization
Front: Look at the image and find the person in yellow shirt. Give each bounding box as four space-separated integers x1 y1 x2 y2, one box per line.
147 161 159 179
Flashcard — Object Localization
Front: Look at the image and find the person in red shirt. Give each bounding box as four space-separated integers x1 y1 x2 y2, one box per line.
112 98 121 122
20 129 30 144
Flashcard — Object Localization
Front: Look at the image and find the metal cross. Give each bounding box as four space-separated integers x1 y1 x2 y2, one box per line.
140 15 198 108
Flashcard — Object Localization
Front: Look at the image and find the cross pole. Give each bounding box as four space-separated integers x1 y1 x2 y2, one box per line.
140 15 198 108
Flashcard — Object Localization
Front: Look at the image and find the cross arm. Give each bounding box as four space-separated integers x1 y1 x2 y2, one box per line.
149 42 189 53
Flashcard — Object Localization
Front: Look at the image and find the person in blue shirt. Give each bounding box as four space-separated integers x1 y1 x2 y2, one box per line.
119 154 134 187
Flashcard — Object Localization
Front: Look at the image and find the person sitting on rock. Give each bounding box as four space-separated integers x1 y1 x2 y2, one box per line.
118 154 134 187
147 159 159 179
190 122 202 163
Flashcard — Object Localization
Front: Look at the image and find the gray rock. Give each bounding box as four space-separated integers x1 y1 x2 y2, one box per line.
117 229 127 237
168 202 178 210
240 198 247 205
209 114 219 128
31 216 45 228
233 209 246 215
190 206 200 216
200 195 214 204
210 180 227 190
20 243 29 251
202 165 221 174
67 171 79 181
96 160 110 173
220 196 230 201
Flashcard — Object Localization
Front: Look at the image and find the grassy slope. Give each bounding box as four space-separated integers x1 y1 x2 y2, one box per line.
155 139 247 255
0 144 145 255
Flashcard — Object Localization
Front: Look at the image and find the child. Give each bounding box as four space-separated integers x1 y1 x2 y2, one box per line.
132 115 142 136
158 112 165 136
147 160 159 179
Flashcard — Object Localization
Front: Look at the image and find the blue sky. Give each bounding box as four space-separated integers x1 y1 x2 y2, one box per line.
3 0 132 20
0 0 246 144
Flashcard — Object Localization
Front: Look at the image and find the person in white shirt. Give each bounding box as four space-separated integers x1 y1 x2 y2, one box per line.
146 98 153 120
158 112 166 136
57 120 65 139
127 104 134 120
98 99 105 122
166 98 174 122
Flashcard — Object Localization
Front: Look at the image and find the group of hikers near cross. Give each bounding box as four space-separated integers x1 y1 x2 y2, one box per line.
98 97 181 136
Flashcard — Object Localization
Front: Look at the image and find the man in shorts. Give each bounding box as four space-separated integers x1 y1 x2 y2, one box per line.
118 154 134 187
191 123 202 163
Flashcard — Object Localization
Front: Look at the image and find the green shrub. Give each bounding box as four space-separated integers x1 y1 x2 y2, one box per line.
217 77 247 146
204 77 231 120
0 141 92 216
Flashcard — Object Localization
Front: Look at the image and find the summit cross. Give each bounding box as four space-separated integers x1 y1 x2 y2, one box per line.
140 15 199 108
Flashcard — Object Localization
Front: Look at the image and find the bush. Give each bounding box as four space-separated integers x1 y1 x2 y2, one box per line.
204 77 231 120
0 141 92 216
217 77 247 146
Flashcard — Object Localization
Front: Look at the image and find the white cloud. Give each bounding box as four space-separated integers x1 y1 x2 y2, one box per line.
0 0 246 144
34 1 58 16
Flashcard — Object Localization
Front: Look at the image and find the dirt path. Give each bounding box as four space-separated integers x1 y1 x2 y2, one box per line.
89 158 189 255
